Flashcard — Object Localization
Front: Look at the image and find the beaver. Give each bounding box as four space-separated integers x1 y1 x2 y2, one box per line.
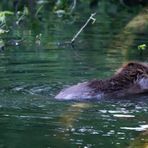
55 62 148 100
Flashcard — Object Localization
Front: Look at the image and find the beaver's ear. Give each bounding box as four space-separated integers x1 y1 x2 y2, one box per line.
127 62 135 66
126 62 135 67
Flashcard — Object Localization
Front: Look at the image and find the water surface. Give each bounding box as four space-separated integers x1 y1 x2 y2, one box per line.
0 6 148 148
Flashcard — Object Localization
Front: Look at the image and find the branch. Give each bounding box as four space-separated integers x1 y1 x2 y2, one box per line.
71 13 96 44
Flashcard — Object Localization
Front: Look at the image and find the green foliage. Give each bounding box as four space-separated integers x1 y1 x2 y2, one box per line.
0 11 13 38
54 0 68 10
0 11 13 49
16 7 29 25
0 11 14 24
0 11 13 50
0 28 8 34
54 0 77 16
138 44 147 51
137 44 147 55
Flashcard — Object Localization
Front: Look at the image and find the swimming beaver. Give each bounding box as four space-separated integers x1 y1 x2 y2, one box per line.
55 62 148 100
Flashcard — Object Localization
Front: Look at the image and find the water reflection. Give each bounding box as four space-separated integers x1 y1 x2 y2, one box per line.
121 125 148 131
0 90 148 147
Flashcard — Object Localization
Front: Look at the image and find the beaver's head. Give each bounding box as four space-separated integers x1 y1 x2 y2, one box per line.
116 62 148 76
116 62 148 93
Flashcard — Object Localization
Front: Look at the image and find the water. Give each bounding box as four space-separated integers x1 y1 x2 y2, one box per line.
0 5 148 148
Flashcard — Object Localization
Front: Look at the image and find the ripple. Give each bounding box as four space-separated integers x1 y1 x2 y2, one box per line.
113 114 135 118
120 124 148 131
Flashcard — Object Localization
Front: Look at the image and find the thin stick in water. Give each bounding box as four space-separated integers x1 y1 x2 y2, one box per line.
71 13 96 44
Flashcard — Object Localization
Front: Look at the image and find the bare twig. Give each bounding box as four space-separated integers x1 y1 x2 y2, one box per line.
70 0 77 14
71 13 96 44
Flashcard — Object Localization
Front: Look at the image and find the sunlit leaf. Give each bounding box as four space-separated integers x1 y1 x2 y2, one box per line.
0 11 14 24
0 11 14 16
138 44 147 51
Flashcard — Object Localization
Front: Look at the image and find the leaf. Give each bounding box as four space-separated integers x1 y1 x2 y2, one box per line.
0 11 14 24
0 11 14 16
138 44 147 51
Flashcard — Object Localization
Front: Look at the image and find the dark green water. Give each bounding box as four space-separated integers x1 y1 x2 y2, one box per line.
0 7 148 148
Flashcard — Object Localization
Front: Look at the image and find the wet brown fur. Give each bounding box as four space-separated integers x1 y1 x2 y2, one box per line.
88 62 148 94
